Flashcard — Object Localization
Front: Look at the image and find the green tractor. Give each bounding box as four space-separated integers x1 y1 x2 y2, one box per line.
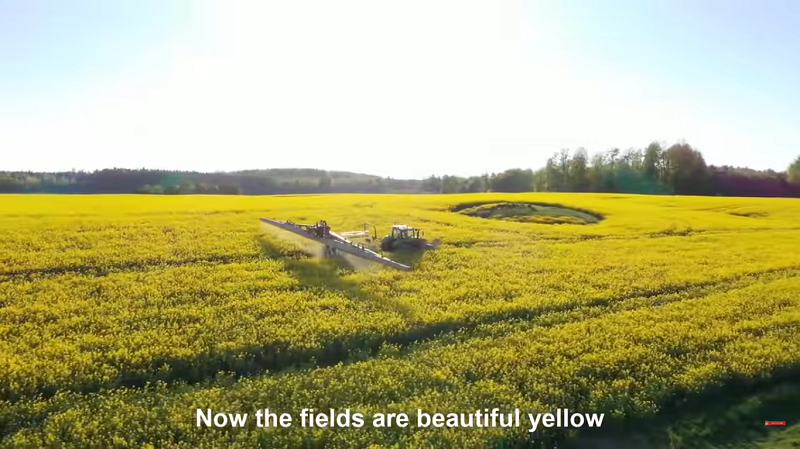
378 224 441 252
343 223 441 253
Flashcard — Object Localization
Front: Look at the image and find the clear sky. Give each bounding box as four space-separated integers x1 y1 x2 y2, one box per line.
2 0 799 179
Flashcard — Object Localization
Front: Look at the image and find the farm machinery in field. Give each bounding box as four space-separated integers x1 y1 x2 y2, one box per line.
349 223 441 252
259 218 440 271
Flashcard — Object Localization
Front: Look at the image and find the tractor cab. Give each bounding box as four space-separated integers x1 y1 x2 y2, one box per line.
379 224 438 252
390 225 421 240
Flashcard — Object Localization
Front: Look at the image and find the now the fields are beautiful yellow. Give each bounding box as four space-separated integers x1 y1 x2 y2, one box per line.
1 192 799 447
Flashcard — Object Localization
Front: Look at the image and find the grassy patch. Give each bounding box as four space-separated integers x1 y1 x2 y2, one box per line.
452 201 603 225
730 211 769 218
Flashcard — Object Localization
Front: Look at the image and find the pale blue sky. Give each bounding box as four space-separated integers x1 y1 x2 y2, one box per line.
1 0 799 179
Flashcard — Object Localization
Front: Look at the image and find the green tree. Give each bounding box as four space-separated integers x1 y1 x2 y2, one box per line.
0 175 23 192
557 149 570 189
663 143 709 194
422 175 442 193
441 175 464 193
178 179 195 194
463 176 487 193
531 168 547 192
643 141 663 181
788 155 800 185
588 153 609 192
568 148 590 191
491 169 534 192
544 156 561 191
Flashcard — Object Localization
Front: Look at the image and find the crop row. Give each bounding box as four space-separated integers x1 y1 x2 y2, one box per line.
4 225 800 401
2 275 799 448
4 191 800 275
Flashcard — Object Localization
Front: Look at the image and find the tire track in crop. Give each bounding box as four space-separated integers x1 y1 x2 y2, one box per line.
4 225 798 277
4 263 800 403
4 277 800 445
0 253 272 279
447 225 800 247
1 209 258 219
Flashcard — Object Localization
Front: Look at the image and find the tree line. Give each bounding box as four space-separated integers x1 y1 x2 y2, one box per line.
2 141 799 197
0 168 423 195
428 142 800 197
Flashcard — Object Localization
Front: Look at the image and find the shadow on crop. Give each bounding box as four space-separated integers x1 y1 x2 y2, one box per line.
156 237 423 382
0 238 434 406
257 236 376 302
475 366 800 449
256 235 421 321
384 246 426 268
560 365 800 449
6 260 800 424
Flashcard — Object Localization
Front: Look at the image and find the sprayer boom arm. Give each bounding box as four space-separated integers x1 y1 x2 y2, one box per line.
260 217 411 271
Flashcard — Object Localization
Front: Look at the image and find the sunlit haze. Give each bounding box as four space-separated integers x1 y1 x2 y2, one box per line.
2 0 799 179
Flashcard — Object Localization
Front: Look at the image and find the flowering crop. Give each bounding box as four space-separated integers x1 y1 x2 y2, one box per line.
1 193 799 447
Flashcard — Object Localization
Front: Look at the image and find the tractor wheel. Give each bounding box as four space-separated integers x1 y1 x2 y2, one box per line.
380 237 394 252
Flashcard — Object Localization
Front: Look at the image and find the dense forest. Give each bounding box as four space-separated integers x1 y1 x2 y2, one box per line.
3 141 800 197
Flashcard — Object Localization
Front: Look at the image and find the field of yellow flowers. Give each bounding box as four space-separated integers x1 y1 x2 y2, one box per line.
1 193 799 447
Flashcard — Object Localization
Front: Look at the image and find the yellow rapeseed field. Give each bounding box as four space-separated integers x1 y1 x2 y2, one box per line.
1 193 799 447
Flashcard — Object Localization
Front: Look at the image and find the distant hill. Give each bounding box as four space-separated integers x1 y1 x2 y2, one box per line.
0 168 431 195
